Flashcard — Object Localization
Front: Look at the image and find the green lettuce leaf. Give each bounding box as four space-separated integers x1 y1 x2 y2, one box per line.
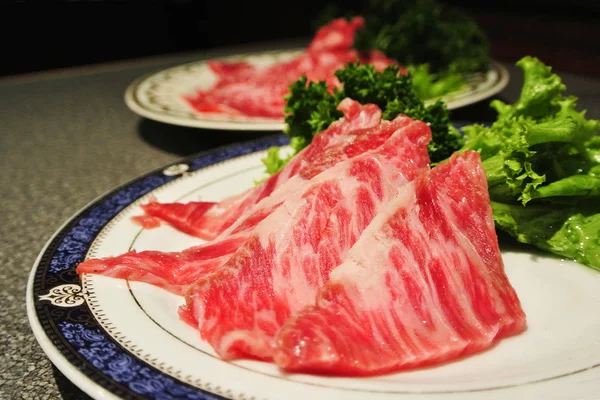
407 64 466 100
492 201 600 270
457 56 600 269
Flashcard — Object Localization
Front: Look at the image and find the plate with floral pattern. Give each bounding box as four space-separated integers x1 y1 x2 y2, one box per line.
27 135 600 400
124 48 510 131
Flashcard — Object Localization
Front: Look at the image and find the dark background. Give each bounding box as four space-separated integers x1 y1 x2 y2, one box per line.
1 0 599 77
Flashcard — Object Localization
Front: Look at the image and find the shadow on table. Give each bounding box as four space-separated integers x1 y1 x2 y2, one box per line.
52 364 93 400
137 118 280 157
448 94 506 125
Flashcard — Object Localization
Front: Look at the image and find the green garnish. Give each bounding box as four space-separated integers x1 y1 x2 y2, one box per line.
353 0 490 76
262 62 463 175
457 56 600 269
314 0 491 99
407 64 466 101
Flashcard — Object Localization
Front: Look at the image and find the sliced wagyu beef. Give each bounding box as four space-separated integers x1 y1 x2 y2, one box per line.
183 17 397 119
75 239 245 296
76 101 420 293
274 151 527 376
140 99 385 240
181 117 432 361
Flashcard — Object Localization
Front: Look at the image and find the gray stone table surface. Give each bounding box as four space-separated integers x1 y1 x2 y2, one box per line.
0 40 599 399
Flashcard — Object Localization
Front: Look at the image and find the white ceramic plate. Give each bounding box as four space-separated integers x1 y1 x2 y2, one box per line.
28 136 600 400
124 49 510 131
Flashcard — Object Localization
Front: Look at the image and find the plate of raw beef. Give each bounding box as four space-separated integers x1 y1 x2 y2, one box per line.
124 18 509 131
28 102 600 400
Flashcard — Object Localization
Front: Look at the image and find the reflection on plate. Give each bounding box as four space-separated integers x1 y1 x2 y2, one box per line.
27 136 600 400
124 49 510 131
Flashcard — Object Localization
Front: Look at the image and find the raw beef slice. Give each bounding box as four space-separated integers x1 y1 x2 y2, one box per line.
274 151 527 376
183 16 397 119
140 99 384 240
182 117 432 361
77 101 410 295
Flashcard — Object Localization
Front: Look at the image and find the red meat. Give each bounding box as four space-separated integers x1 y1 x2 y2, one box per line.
274 151 527 376
181 117 431 361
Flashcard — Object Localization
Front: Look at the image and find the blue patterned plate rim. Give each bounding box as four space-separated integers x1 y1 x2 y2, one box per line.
26 134 290 400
